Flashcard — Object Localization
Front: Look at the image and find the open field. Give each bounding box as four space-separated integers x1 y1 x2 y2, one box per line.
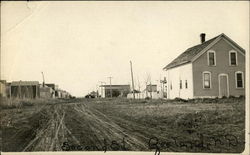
0 97 245 153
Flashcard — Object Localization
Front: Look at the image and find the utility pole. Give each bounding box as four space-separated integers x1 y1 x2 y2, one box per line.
160 77 167 98
19 80 21 98
138 78 141 99
41 72 45 87
107 77 113 98
130 61 135 99
96 84 99 98
98 81 106 98
150 81 152 99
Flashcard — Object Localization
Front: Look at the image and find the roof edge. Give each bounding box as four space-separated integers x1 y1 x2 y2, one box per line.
163 61 191 71
191 33 246 62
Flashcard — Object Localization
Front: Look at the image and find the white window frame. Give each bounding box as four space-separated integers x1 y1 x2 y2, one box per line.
235 71 244 88
203 71 212 89
207 50 216 66
229 50 238 66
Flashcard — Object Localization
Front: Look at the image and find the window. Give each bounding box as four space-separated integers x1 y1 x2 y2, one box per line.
185 80 188 89
229 50 237 66
180 80 182 89
207 50 216 66
203 72 211 89
170 82 172 90
235 71 244 88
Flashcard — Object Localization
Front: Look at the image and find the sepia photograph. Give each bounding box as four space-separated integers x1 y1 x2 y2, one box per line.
0 1 249 155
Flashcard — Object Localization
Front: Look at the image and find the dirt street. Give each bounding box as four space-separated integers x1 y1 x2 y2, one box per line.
1 98 245 153
1 101 148 152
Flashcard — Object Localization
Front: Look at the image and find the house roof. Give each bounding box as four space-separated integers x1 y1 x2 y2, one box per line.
163 33 245 70
100 85 130 87
11 81 39 86
100 85 130 90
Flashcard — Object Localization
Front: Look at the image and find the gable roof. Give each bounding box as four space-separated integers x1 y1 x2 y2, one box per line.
163 33 245 70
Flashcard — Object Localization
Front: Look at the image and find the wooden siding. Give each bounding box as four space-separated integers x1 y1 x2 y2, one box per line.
192 38 245 97
166 63 194 99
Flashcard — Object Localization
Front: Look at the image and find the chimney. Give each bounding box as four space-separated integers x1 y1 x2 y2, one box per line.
200 33 206 43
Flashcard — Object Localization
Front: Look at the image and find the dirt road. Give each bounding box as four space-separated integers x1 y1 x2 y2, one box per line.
1 98 245 153
1 101 149 152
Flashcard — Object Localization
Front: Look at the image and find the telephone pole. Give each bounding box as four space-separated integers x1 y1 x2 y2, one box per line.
160 77 167 98
130 61 135 99
41 72 45 87
108 77 113 98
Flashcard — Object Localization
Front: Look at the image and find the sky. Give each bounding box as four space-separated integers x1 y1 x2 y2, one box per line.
1 1 249 97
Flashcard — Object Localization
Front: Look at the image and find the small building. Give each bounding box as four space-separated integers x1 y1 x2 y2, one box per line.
10 81 40 99
45 83 58 98
60 90 69 98
100 85 130 98
163 33 245 99
127 85 161 99
57 89 70 98
39 85 54 98
0 80 9 97
45 83 58 90
146 84 157 92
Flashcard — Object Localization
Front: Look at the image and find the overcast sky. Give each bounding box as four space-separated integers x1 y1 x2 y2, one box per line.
1 1 249 97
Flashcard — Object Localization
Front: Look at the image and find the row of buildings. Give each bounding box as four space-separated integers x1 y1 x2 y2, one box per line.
98 33 245 99
98 84 165 99
0 80 71 99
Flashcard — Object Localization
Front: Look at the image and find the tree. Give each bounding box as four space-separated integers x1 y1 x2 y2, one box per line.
144 72 152 99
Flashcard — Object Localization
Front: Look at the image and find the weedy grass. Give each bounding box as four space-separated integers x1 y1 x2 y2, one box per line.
89 97 245 152
0 97 75 109
0 97 245 153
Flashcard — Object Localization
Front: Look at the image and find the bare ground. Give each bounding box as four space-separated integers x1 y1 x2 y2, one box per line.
0 98 245 153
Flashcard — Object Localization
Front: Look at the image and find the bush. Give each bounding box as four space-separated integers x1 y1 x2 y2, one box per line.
228 95 236 99
174 97 188 102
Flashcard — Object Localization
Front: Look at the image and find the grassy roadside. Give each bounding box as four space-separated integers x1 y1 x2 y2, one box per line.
87 97 245 153
0 97 79 109
0 97 245 153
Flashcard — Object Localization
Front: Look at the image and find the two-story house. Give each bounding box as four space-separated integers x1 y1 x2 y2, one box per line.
163 33 245 99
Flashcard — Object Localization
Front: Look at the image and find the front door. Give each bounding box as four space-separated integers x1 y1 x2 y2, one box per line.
219 74 229 97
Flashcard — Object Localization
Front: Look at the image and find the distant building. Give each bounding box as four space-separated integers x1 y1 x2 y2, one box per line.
163 33 245 99
146 84 157 92
45 83 58 98
0 80 8 97
10 81 40 99
127 84 161 99
39 85 54 98
56 89 70 98
45 84 58 90
100 85 130 98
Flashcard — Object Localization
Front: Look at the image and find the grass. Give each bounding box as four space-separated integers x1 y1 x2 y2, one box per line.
0 97 245 153
0 97 78 109
87 97 245 153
